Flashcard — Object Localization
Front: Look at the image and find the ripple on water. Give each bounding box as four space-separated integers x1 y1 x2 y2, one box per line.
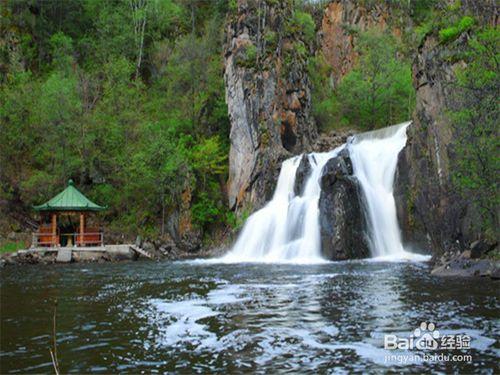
1 261 498 373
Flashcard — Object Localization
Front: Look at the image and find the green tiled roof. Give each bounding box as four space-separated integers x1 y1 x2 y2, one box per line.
33 179 106 211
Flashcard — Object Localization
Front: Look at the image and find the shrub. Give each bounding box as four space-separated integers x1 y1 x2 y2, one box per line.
439 16 475 43
289 11 315 45
191 192 225 230
294 41 307 58
458 16 474 32
439 26 460 42
245 44 257 62
0 241 25 254
264 31 277 54
236 43 258 68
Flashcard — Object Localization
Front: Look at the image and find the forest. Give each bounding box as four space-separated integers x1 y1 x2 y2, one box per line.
1 0 497 245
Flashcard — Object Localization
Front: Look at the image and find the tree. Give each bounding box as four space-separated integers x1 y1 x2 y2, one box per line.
450 27 499 240
308 29 416 131
337 30 414 130
1 0 231 240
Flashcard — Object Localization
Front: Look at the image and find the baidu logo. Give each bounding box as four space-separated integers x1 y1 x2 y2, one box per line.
384 322 462 351
412 322 440 350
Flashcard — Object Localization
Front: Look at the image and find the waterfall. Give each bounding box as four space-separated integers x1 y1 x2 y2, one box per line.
348 121 424 260
220 122 426 263
220 149 342 263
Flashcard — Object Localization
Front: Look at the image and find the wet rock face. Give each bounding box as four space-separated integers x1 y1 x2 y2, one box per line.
293 154 311 196
318 149 369 260
224 0 317 211
393 1 497 256
394 36 475 254
313 129 353 153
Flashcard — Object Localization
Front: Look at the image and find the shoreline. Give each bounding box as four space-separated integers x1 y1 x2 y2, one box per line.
2 245 499 281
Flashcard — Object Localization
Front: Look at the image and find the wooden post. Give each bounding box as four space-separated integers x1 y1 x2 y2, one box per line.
51 213 57 247
79 213 84 247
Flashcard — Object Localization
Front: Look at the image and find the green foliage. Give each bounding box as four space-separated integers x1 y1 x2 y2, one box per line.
236 43 257 68
1 0 231 239
288 10 315 45
408 0 438 24
450 27 499 239
439 26 460 43
192 191 225 230
414 19 435 44
310 30 415 131
228 0 238 12
225 207 251 231
308 53 337 130
294 41 307 59
264 31 277 54
458 16 474 31
0 242 26 254
264 31 277 45
447 0 462 12
245 44 257 64
439 16 474 43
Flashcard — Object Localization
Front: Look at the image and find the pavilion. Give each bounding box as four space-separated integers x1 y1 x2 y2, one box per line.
32 179 106 248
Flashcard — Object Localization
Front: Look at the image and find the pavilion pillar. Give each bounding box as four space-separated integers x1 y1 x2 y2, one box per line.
51 213 57 247
79 213 84 247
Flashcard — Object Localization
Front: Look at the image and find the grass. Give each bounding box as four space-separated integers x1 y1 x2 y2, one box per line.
0 241 26 254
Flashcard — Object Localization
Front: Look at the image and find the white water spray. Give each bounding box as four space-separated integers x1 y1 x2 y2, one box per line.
219 122 426 263
348 121 426 260
220 149 342 263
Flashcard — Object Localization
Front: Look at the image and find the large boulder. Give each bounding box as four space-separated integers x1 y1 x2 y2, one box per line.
318 150 370 260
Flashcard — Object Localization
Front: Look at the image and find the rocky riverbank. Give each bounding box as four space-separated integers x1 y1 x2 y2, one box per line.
0 233 231 267
430 240 500 279
0 245 136 267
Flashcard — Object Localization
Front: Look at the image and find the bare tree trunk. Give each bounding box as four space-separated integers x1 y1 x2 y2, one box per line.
130 0 147 80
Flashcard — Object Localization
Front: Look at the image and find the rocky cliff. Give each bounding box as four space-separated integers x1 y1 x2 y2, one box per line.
223 0 497 259
224 0 317 212
394 33 461 254
394 2 498 255
319 0 403 84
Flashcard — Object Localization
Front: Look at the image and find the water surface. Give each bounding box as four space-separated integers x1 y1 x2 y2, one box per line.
1 260 498 373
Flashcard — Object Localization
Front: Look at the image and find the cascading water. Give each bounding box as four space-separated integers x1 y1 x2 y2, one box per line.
220 148 343 263
348 121 425 260
220 121 426 263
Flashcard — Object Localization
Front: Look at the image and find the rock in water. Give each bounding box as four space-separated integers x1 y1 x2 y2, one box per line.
318 150 369 260
293 154 311 197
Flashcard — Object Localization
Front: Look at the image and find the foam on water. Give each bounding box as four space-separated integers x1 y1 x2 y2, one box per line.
348 121 430 261
136 271 497 370
214 122 430 263
219 148 343 263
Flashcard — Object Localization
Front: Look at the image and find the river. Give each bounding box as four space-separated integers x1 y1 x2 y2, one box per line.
1 260 498 373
